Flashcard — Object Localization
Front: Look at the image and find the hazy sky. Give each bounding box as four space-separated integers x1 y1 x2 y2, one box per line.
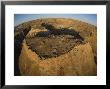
14 14 97 26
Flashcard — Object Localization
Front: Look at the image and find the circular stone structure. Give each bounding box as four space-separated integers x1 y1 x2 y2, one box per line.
14 18 97 76
26 31 84 59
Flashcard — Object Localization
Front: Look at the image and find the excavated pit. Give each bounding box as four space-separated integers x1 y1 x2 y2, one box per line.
25 28 84 59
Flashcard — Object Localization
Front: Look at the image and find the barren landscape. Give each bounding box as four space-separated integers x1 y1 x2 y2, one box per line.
14 18 97 76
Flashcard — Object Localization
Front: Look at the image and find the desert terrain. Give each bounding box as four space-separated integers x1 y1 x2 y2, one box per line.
14 18 97 76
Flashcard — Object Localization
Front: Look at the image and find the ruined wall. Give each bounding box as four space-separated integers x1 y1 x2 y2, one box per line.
19 40 96 76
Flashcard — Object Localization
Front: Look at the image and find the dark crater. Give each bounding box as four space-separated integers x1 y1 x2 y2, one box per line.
26 23 84 59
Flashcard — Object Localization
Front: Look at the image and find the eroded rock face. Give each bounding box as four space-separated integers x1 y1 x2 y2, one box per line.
14 18 97 76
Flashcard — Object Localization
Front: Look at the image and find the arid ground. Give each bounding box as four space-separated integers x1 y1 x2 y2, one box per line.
14 18 97 76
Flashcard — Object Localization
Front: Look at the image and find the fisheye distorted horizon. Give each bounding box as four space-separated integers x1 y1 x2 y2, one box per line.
14 14 97 27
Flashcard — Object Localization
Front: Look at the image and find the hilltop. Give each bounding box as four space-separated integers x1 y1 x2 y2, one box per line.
14 18 97 76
